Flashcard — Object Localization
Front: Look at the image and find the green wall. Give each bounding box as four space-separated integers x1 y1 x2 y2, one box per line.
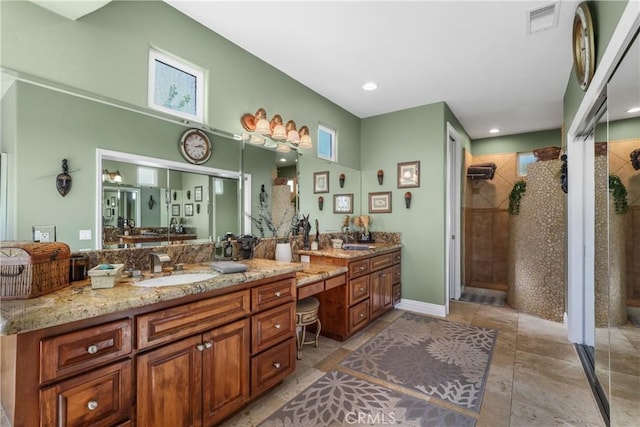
472 129 563 156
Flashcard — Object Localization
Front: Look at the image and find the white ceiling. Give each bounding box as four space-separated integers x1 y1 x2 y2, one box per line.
164 0 582 139
30 0 584 139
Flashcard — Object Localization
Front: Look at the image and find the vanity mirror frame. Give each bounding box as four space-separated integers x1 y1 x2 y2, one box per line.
97 148 251 249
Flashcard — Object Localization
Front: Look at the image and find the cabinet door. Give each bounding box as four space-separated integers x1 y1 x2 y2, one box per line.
137 335 203 427
202 319 250 426
370 267 393 319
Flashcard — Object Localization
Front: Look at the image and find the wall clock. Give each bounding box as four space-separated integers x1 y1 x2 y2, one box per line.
179 128 212 164
572 2 595 91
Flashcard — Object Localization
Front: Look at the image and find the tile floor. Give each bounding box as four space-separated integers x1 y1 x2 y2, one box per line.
222 301 605 427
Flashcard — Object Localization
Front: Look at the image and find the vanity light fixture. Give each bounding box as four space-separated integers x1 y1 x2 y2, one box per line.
240 108 313 150
102 169 122 183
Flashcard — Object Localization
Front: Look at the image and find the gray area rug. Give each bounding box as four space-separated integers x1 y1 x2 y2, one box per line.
340 312 497 413
459 292 505 307
258 370 476 427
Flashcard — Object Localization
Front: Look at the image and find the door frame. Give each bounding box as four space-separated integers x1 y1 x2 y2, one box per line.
445 123 462 312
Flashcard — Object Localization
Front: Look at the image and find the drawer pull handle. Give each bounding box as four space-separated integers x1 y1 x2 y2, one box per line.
359 287 364 292
359 313 365 318
359 266 365 271
274 323 281 329
204 341 213 349
273 362 281 369
196 344 205 352
87 345 98 355
380 274 386 278
275 291 281 297
87 400 98 411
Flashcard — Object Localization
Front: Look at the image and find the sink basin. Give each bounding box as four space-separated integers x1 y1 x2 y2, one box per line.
132 273 216 287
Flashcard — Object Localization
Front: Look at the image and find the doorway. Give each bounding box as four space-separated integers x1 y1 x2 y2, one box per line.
446 123 462 311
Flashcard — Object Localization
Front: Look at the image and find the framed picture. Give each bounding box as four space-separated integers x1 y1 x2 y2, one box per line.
185 203 194 216
105 209 111 218
314 171 329 193
172 204 180 216
333 193 353 214
397 161 420 188
194 185 203 202
369 192 392 213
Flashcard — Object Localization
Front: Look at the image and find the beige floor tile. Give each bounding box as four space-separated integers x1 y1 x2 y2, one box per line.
447 300 482 323
510 398 603 427
515 334 578 363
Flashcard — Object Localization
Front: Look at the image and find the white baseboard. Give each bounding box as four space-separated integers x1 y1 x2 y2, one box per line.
395 298 447 318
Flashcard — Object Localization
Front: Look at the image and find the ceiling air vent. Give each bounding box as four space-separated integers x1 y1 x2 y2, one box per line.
526 2 559 34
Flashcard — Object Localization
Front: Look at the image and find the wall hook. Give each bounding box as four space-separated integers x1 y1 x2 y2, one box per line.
56 159 72 197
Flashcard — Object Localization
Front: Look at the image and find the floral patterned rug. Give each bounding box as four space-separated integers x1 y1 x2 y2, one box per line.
340 312 497 413
258 370 476 427
258 312 496 426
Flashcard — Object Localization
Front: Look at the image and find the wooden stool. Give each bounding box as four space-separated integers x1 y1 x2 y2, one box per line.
295 296 321 360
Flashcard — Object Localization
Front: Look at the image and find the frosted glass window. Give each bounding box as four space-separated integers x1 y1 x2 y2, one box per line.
148 49 205 123
137 167 158 187
318 124 337 162
517 152 536 177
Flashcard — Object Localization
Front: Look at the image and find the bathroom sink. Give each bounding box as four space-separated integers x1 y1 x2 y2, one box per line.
132 273 216 287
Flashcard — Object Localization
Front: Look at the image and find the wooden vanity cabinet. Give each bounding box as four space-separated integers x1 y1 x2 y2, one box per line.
311 249 401 341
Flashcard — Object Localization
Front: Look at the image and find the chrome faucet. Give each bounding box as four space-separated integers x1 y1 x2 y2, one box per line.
150 252 171 273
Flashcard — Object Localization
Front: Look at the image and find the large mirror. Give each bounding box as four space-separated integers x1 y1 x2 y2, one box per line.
591 29 639 426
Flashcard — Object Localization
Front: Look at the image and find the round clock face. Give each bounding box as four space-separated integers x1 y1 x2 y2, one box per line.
572 3 595 91
179 129 212 164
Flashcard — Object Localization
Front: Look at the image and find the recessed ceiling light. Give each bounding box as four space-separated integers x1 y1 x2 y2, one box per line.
626 107 640 114
489 128 501 134
279 158 287 162
362 82 378 91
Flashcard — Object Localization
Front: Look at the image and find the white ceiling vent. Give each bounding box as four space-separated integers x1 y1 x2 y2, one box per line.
526 3 559 34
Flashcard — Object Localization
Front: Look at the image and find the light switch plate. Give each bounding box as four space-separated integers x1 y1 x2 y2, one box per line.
79 229 92 240
300 255 310 263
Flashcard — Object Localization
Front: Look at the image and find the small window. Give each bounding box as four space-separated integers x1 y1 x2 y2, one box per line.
148 49 205 123
317 124 337 162
137 166 158 187
214 178 224 195
517 152 536 177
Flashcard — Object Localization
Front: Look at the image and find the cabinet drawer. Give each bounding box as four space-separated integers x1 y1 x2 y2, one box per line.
252 303 295 354
370 253 394 271
349 300 370 334
41 319 132 383
325 274 346 290
137 290 250 350
349 275 370 305
392 264 401 284
393 283 401 305
251 278 295 312
392 250 401 265
251 337 295 397
348 259 370 278
297 280 324 300
40 360 132 427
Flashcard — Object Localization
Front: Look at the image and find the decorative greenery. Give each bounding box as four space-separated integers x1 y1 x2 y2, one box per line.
508 180 527 215
247 205 298 242
608 174 628 215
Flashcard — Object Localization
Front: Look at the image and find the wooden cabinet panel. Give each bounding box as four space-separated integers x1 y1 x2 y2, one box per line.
325 274 346 290
251 278 295 312
297 280 324 300
392 251 401 265
251 303 295 354
136 335 203 427
348 275 370 305
349 300 370 334
202 319 250 426
393 283 401 305
370 253 394 271
40 319 132 384
136 290 250 350
348 259 370 278
251 338 295 397
371 267 393 319
40 360 132 427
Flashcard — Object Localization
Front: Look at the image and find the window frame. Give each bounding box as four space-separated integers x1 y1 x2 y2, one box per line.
317 124 337 162
516 151 536 177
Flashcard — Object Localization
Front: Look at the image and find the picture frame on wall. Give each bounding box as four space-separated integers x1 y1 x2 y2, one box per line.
397 161 420 188
314 171 329 193
333 194 354 214
369 192 392 213
185 203 194 216
172 204 180 216
194 185 203 202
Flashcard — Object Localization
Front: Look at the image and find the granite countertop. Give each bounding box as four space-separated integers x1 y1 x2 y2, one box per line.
296 263 348 287
298 242 402 259
0 259 304 336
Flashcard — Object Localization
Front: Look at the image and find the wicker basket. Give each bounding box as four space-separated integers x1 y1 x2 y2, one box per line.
0 241 71 299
